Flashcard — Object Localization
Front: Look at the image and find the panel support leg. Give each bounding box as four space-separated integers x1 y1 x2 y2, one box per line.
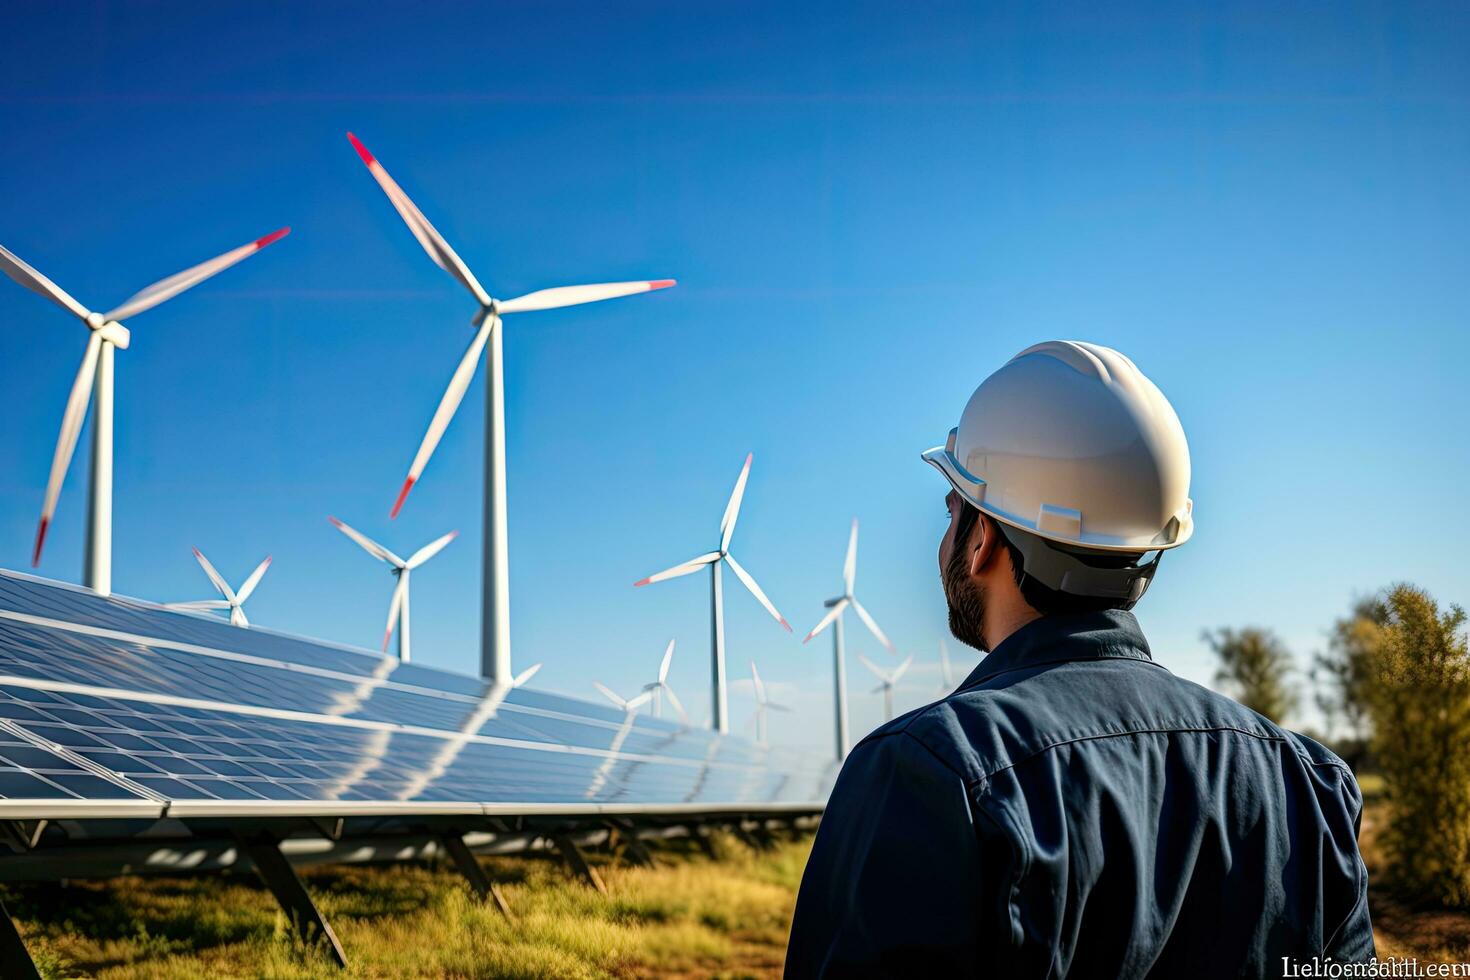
552 834 607 895
607 820 655 868
242 836 347 968
441 835 514 920
0 902 40 980
693 825 720 860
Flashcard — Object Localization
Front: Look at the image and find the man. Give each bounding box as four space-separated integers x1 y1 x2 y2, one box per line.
786 341 1373 978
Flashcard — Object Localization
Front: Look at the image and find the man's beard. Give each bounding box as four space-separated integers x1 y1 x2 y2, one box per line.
943 544 990 653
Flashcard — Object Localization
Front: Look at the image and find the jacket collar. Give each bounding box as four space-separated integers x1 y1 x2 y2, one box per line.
955 609 1155 691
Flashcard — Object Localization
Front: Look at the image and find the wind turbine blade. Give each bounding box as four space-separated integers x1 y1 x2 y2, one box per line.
625 690 654 711
657 638 676 684
103 229 290 322
843 519 859 594
382 575 407 652
633 552 719 587
391 318 493 518
406 529 458 569
723 553 791 632
166 600 231 611
891 655 914 685
769 702 792 712
495 280 675 315
191 548 236 603
750 661 766 704
802 598 849 644
0 243 91 321
593 681 626 709
871 683 886 695
857 653 886 683
719 453 752 551
512 662 543 688
849 598 895 652
661 684 688 723
230 605 250 628
33 332 102 565
235 556 272 604
346 133 492 307
329 517 405 567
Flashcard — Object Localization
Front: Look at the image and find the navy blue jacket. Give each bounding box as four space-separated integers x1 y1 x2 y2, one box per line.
786 610 1373 978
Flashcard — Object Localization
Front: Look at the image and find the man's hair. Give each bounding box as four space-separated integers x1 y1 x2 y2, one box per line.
953 501 1137 616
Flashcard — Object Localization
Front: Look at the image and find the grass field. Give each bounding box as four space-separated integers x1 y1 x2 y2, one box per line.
3 831 810 979
3 803 1467 978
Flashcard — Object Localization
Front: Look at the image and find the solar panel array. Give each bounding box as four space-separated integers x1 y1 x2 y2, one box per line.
0 570 836 821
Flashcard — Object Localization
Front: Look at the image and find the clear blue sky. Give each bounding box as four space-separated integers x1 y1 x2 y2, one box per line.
1 1 1466 752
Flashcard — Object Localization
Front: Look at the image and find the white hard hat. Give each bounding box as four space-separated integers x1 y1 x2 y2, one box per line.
923 340 1194 555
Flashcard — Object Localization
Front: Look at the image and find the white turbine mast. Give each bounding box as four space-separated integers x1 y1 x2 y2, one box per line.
859 652 913 724
633 453 792 734
802 519 895 759
640 638 688 724
345 133 675 687
748 660 790 747
329 516 457 663
937 639 957 694
0 228 289 596
167 548 272 628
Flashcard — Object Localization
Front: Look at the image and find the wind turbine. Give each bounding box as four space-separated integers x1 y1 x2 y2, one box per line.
859 653 913 724
167 548 271 627
633 453 792 734
802 519 894 759
593 681 654 716
936 639 958 695
0 228 290 595
748 660 790 747
640 639 687 723
329 517 457 663
345 133 674 687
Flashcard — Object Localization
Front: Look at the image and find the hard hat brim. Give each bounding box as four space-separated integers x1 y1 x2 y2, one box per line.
921 441 1193 554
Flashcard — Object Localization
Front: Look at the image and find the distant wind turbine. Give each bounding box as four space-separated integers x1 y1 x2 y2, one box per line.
593 681 654 716
802 519 895 759
0 228 289 595
633 453 792 733
329 517 457 662
640 639 687 723
345 132 674 687
748 661 790 747
860 653 913 723
937 639 957 695
167 549 271 628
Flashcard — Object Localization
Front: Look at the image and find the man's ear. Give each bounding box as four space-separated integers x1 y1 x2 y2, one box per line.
967 513 1000 579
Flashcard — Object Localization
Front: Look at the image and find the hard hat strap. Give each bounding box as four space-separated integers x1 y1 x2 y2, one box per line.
996 522 1162 610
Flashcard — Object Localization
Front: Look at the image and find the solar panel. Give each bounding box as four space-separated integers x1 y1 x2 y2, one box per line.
0 570 836 821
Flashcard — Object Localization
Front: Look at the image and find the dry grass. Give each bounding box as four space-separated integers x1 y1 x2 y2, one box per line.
5 801 1466 977
3 831 810 979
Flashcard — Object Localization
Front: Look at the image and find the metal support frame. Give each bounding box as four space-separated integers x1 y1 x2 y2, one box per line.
692 825 720 860
441 834 513 920
0 820 46 854
0 900 40 980
241 835 347 969
551 834 607 895
605 819 655 868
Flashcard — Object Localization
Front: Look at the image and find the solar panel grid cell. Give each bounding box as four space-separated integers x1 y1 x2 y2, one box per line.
0 571 836 819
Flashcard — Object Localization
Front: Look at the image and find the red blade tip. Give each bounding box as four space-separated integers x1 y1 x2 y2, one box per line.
346 132 376 166
779 617 793 632
389 477 415 518
381 630 392 652
255 227 290 249
633 577 652 588
328 516 344 529
31 519 48 567
649 279 676 290
802 631 816 644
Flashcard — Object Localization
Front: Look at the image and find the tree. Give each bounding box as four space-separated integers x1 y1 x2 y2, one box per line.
1203 626 1298 723
1311 595 1390 760
1365 584 1470 907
